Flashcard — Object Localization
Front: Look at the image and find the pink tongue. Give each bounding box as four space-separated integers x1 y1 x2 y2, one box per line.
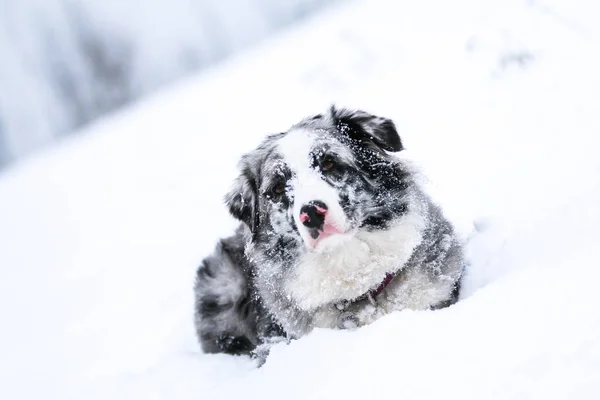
322 223 343 235
309 223 344 246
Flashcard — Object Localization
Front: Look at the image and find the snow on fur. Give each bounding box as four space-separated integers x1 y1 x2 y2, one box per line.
1 0 600 399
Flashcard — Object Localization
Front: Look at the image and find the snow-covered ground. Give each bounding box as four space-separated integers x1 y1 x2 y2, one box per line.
1 0 600 398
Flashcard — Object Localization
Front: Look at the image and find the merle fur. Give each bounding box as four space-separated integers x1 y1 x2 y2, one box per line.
194 106 464 359
194 228 283 356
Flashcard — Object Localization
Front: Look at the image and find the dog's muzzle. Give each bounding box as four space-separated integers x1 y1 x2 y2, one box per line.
298 200 346 247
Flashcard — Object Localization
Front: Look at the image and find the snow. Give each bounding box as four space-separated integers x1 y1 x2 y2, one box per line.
0 0 340 167
1 0 600 399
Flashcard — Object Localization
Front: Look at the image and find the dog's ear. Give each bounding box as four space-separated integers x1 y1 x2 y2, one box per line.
329 106 403 152
224 164 259 234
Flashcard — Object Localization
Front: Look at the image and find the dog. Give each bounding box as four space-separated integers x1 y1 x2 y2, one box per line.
195 106 464 358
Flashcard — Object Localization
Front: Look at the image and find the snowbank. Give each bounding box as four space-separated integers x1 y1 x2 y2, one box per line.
0 0 599 399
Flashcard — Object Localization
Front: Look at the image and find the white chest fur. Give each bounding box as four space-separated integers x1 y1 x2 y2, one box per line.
284 208 426 310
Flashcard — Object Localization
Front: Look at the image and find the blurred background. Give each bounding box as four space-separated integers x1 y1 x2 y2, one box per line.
0 0 340 169
1 1 600 398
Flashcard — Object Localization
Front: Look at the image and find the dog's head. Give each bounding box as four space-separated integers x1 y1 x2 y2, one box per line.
225 107 419 309
226 106 409 245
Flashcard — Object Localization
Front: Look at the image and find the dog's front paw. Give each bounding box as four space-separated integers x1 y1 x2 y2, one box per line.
337 311 359 330
251 336 289 367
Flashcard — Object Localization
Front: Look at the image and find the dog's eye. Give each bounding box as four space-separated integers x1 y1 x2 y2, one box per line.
267 181 286 200
273 182 285 195
321 156 336 172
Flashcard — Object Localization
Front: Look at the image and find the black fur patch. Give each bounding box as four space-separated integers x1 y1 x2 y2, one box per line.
329 106 403 152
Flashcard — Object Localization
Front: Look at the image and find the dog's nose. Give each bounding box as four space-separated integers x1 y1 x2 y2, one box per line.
299 201 328 230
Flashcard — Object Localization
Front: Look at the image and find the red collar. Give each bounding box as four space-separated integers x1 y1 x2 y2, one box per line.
369 272 396 299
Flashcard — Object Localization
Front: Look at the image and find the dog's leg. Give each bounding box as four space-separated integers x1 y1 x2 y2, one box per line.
251 335 290 366
195 232 263 356
337 311 359 330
